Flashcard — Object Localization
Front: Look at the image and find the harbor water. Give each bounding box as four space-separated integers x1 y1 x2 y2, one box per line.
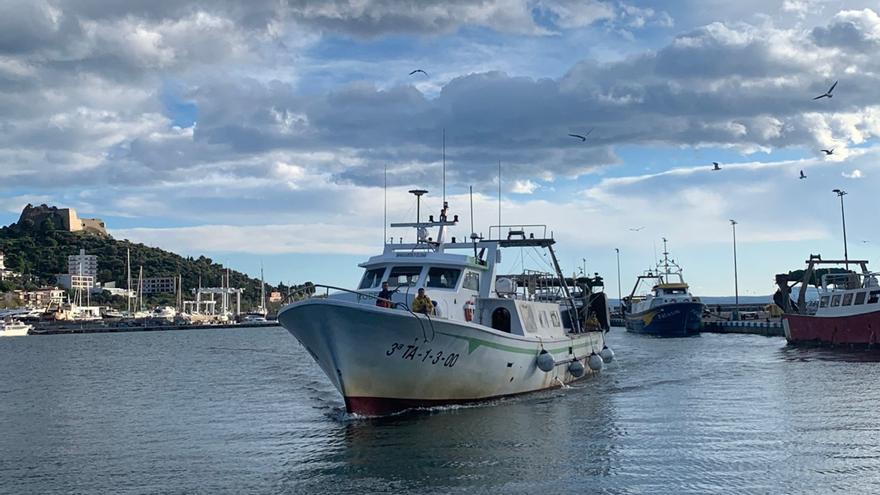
2 327 880 494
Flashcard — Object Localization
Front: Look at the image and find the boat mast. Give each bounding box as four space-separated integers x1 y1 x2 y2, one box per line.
546 244 582 333
662 237 670 281
126 248 131 314
137 265 144 312
260 262 266 312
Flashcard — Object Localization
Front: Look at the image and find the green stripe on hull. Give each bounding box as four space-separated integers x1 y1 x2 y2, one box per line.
437 331 594 355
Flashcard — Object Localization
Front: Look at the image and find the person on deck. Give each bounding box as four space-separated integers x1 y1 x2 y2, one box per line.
411 287 435 315
376 282 397 308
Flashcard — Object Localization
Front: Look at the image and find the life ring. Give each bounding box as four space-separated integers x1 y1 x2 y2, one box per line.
463 301 475 322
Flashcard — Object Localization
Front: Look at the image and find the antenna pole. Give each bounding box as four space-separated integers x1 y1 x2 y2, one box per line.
469 186 475 235
497 160 502 231
442 128 446 205
384 164 387 244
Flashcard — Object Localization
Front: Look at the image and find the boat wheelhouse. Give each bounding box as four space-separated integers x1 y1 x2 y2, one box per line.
278 196 613 415
622 239 704 337
776 256 880 346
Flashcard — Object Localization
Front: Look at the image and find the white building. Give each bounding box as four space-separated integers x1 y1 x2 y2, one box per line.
56 273 96 290
68 249 98 280
17 288 66 307
0 252 16 281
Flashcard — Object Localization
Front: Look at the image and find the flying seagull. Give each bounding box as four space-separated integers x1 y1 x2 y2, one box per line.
821 148 834 155
568 128 593 142
799 170 807 180
813 80 838 100
409 69 428 77
712 162 721 171
629 226 645 232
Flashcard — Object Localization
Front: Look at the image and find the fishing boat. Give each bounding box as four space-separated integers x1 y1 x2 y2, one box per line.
775 256 880 346
622 238 704 337
278 192 614 416
0 318 32 337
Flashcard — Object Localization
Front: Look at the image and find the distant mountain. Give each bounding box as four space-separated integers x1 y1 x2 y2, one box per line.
0 209 305 308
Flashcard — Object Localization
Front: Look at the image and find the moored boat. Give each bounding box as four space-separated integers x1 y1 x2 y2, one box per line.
622 239 704 337
278 194 613 415
776 256 880 346
0 318 32 337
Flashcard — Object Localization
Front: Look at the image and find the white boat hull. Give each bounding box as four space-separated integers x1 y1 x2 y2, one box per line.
0 326 30 337
278 299 604 415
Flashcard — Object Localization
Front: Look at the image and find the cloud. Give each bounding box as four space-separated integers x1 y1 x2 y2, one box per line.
842 169 864 179
511 179 539 194
112 223 380 255
1 2 880 277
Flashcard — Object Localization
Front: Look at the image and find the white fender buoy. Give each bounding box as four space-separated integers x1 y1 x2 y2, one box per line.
600 346 615 363
536 349 555 372
568 359 585 377
588 352 604 371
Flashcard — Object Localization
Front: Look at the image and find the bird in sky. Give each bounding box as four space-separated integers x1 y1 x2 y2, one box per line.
712 162 721 171
568 128 593 142
409 69 428 77
821 148 834 155
799 170 807 180
629 226 645 232
813 80 838 100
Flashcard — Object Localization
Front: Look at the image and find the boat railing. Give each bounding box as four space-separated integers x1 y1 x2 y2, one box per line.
281 284 437 342
488 224 548 241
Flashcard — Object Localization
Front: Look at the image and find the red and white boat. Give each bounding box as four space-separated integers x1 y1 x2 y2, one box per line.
775 256 880 346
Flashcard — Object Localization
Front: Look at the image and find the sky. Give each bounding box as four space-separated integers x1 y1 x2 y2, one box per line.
0 0 878 297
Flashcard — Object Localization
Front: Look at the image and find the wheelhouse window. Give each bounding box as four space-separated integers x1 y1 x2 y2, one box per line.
462 271 480 291
387 266 422 288
359 268 385 289
842 293 854 306
831 295 841 307
869 291 880 304
819 296 829 308
855 291 867 305
426 267 461 289
550 311 561 327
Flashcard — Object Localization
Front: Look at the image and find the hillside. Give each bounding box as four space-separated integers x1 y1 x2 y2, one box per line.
0 216 302 309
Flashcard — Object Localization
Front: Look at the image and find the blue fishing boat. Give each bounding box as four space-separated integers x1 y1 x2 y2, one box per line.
622 239 704 337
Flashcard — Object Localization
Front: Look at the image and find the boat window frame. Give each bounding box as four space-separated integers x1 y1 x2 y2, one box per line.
842 292 854 306
869 290 880 304
387 265 423 288
358 267 386 290
462 270 480 291
819 295 829 308
854 291 867 305
550 311 561 327
521 304 538 333
831 294 841 307
538 310 548 328
425 266 462 290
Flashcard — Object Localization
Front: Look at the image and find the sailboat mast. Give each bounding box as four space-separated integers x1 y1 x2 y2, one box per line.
138 265 144 312
260 263 266 311
126 248 131 314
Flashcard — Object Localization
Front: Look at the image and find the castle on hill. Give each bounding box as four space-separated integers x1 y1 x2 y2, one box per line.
17 204 108 237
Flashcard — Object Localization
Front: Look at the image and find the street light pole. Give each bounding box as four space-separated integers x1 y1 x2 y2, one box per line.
832 189 849 269
730 219 739 321
615 248 621 312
